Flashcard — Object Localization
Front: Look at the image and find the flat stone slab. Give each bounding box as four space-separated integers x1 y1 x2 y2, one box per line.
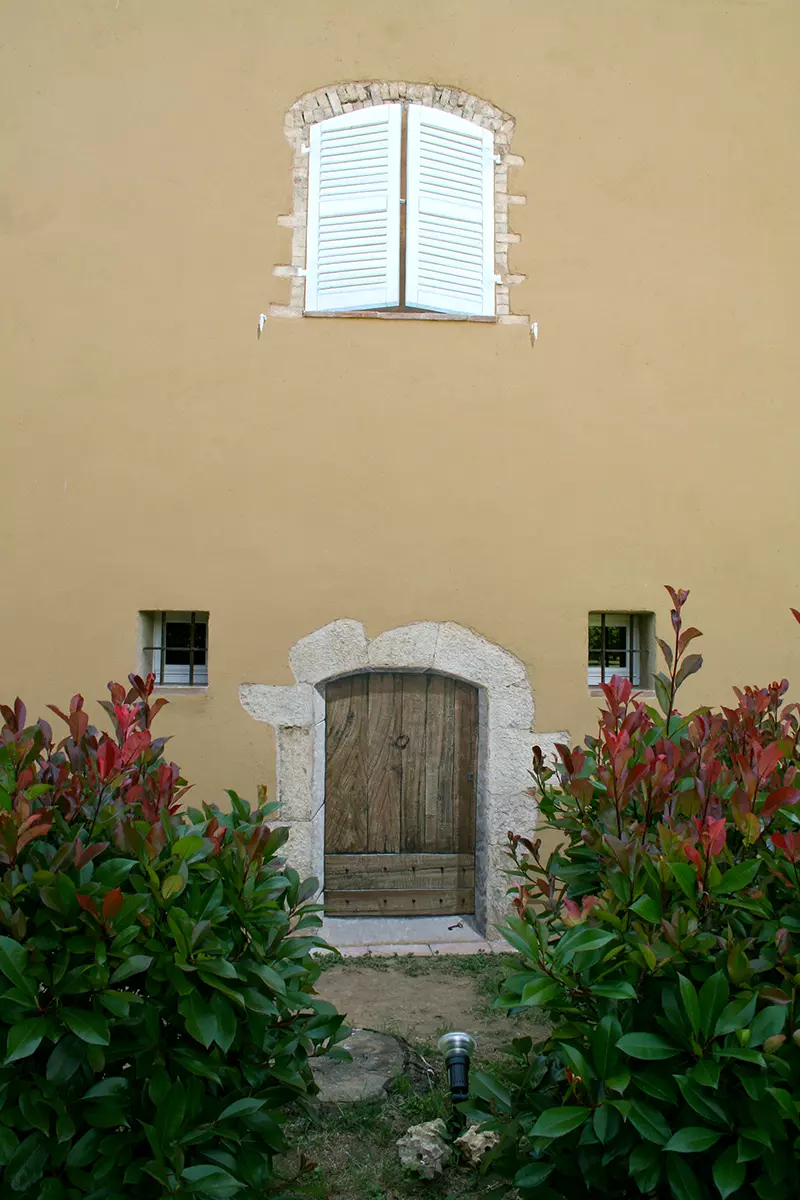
322 914 484 946
310 1029 404 1102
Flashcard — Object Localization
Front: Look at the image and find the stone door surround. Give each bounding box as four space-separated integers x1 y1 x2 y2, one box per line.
239 620 565 939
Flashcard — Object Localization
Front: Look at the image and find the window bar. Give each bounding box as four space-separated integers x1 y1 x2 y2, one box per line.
189 611 196 687
600 612 606 685
160 612 167 688
629 613 634 683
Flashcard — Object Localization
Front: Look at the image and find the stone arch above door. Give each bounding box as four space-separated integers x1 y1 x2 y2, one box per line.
239 620 566 938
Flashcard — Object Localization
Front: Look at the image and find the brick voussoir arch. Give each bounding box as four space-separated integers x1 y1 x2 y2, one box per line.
240 620 566 940
271 81 527 323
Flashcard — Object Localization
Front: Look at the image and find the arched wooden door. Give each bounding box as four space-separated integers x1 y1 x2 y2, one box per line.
324 672 478 916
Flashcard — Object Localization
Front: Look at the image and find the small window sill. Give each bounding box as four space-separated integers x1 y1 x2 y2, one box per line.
588 687 655 699
303 310 497 323
153 686 209 696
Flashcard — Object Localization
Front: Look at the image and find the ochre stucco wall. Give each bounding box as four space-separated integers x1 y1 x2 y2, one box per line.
2 0 799 812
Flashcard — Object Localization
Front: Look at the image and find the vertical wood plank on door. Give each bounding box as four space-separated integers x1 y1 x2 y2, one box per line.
366 673 401 852
399 674 428 851
424 675 456 851
453 680 478 854
324 675 368 852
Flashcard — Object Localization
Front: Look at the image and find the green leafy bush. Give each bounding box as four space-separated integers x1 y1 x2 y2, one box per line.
0 675 345 1199
471 588 800 1199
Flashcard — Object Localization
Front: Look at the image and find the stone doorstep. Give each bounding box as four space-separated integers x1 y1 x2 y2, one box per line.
321 939 506 958
321 913 488 947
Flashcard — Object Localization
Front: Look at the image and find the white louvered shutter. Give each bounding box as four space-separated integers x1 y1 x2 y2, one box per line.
405 105 495 316
305 104 402 313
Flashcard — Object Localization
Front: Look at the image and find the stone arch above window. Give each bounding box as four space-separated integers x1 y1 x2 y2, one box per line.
270 82 528 325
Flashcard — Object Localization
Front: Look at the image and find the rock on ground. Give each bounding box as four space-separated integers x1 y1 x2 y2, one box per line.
396 1118 452 1179
455 1123 500 1165
310 1029 404 1102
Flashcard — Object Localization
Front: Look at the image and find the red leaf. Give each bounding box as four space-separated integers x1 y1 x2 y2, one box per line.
17 823 52 853
756 742 782 782
77 894 99 918
120 729 152 767
102 887 123 920
791 608 800 626
96 740 119 782
762 787 800 819
677 627 702 656
108 682 126 705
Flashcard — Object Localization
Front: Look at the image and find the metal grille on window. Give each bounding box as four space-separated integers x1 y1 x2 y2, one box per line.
588 614 640 687
146 612 208 687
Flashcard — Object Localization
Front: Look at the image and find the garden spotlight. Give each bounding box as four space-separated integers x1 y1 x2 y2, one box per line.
437 1031 476 1106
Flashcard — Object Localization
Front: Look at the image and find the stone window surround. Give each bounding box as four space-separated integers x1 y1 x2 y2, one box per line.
269 81 529 326
239 619 566 940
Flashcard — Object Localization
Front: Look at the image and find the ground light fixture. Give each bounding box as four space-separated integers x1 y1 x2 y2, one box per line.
437 1031 476 1115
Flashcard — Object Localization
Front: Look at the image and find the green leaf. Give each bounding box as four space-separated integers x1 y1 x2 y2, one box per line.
247 962 287 994
630 894 661 923
654 673 672 717
593 1104 620 1145
629 1143 661 1192
218 1098 266 1120
172 835 207 860
110 955 152 983
699 973 730 1038
561 927 617 956
617 1032 680 1059
83 1077 127 1099
0 936 33 997
590 1014 622 1079
471 1071 512 1113
666 1126 722 1153
748 1004 787 1048
5 1133 48 1192
94 859 138 887
0 1127 19 1166
675 1076 728 1126
66 1129 100 1168
181 1165 243 1196
161 874 185 901
5 1019 45 1062
669 863 698 904
559 1042 594 1083
713 1145 746 1198
179 992 218 1049
590 980 637 1000
520 978 560 1006
514 1162 554 1187
678 975 700 1037
61 1008 110 1045
714 993 757 1037
711 860 761 895
211 993 236 1054
529 1107 590 1139
667 1154 703 1200
46 1035 85 1083
628 1097 672 1145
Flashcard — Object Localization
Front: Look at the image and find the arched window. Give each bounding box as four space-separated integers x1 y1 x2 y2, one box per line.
272 82 526 324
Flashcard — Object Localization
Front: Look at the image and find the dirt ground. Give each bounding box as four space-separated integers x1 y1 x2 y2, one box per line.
315 954 545 1058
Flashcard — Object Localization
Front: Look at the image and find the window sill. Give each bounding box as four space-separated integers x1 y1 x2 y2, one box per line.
153 686 209 696
303 310 497 323
588 687 655 698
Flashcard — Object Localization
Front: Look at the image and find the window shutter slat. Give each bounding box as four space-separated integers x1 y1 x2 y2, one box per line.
305 105 401 313
405 106 495 317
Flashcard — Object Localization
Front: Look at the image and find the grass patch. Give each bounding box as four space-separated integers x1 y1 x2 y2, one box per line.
283 1084 500 1200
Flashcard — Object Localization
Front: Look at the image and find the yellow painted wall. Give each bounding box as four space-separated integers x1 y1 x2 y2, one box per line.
2 0 799 810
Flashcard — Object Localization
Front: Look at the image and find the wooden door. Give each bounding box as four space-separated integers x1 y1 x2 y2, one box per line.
324 672 477 916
